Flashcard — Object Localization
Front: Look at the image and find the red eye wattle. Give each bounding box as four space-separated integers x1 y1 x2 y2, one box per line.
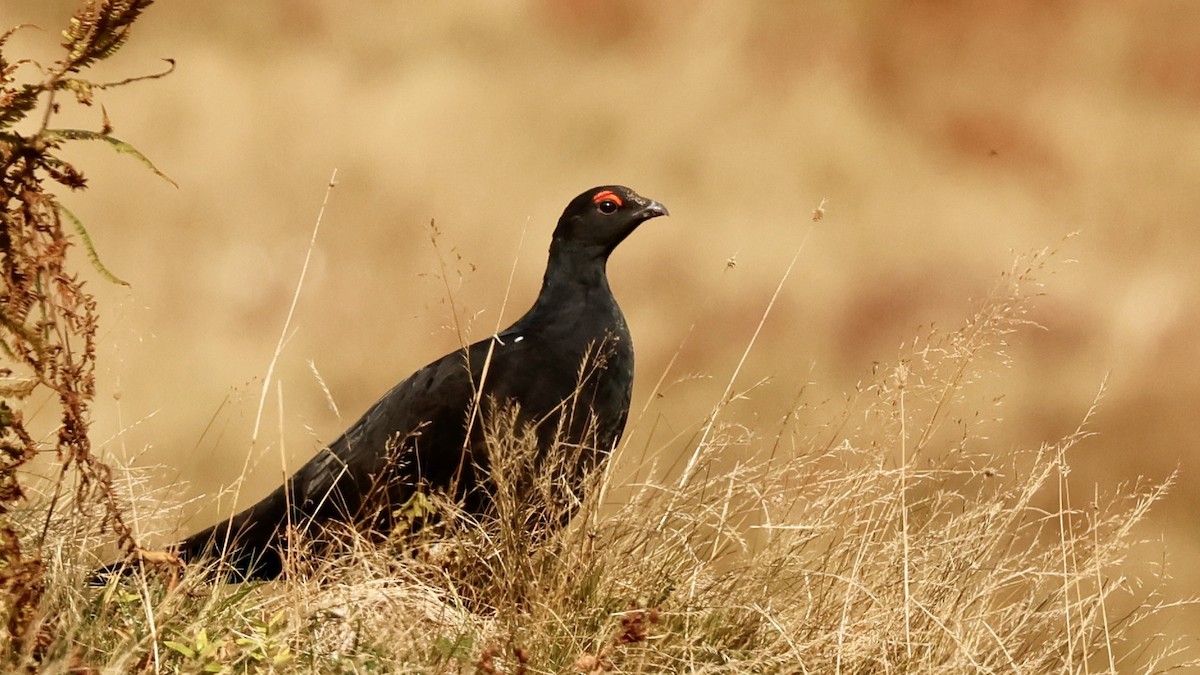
592 190 623 214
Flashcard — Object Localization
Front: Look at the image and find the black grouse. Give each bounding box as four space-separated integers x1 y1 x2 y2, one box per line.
114 185 667 580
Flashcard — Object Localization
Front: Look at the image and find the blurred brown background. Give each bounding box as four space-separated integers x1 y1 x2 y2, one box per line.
9 0 1200 646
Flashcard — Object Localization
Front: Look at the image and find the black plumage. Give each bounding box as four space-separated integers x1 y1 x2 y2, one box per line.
134 185 666 580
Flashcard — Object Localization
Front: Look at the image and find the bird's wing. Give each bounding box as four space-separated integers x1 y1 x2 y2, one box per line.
287 345 480 525
290 332 560 522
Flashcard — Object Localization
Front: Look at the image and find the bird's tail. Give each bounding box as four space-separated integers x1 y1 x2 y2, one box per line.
90 484 292 584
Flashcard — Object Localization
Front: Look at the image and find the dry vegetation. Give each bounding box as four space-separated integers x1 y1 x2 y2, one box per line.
22 244 1197 673
4 1 1199 673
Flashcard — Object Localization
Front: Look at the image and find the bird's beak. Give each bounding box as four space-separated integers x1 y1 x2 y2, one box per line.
636 200 669 221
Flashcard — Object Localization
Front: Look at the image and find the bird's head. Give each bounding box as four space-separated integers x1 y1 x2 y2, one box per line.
552 185 669 258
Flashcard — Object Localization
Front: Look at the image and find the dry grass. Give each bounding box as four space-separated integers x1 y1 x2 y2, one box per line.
10 244 1193 673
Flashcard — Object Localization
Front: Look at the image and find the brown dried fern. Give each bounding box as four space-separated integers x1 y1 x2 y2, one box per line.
0 0 164 658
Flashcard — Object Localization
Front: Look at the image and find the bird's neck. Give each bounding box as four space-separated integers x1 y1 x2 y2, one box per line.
521 243 616 326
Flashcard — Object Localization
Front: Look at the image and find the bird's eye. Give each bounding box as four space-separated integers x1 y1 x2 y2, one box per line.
597 199 619 215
